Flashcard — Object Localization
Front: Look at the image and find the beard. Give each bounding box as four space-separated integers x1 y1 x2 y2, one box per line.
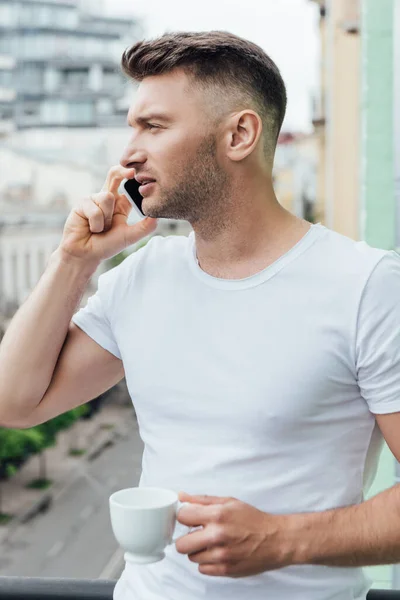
143 133 233 233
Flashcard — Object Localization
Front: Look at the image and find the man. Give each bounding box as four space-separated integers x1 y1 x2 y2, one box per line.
0 30 400 600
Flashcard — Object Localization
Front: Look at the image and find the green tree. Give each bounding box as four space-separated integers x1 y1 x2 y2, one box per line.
33 405 88 483
0 428 44 518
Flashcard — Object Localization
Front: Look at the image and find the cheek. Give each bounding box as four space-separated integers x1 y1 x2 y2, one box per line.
155 142 192 174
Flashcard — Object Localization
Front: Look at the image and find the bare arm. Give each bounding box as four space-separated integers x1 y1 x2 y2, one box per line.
0 165 157 428
0 251 100 426
7 320 125 429
284 483 400 567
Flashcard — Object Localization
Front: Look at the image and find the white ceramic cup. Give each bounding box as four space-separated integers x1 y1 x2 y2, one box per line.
109 487 196 564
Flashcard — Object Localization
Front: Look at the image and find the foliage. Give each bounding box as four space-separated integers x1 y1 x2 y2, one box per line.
69 448 86 456
0 404 89 481
36 405 88 448
0 428 44 474
26 478 52 490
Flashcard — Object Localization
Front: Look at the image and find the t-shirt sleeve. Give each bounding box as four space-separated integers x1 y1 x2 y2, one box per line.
356 251 400 414
71 262 124 360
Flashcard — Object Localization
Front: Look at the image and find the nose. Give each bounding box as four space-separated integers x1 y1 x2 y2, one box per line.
119 140 147 170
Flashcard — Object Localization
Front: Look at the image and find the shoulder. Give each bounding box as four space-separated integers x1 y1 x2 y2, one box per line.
311 226 392 293
360 250 400 304
317 226 388 273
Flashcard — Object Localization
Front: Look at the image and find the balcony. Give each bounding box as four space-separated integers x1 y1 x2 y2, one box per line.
0 578 399 599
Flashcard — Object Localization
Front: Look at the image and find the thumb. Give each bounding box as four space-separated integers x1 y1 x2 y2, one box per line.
124 217 158 246
178 491 232 505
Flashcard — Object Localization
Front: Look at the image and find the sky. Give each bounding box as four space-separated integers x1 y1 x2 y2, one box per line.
103 0 320 133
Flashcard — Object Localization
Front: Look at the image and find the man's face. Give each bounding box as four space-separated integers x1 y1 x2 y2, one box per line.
119 69 231 224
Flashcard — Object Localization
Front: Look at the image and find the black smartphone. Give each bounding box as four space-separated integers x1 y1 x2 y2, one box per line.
120 178 146 220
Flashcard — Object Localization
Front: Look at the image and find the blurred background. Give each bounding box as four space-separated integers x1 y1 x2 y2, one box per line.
0 0 399 592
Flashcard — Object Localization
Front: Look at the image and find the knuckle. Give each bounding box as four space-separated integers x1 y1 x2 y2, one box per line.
216 547 228 561
213 506 225 524
92 205 103 217
102 191 115 203
88 195 101 208
93 192 112 205
109 165 119 176
209 525 224 545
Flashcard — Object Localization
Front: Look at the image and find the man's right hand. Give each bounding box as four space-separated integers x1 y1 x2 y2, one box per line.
58 166 158 266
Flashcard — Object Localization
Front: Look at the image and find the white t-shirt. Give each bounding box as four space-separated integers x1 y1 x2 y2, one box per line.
72 223 400 600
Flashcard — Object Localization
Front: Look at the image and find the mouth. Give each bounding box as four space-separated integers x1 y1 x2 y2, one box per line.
138 181 156 195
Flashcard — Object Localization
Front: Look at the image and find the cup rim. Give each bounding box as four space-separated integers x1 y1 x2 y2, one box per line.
109 486 178 510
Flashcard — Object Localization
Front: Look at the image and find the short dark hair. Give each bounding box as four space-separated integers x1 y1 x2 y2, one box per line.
121 30 287 161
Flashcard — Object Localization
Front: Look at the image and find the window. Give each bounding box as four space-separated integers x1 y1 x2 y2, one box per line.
103 68 123 90
0 3 16 26
67 101 94 125
0 70 13 88
61 69 89 90
18 65 44 92
0 104 13 119
40 99 68 124
97 98 113 115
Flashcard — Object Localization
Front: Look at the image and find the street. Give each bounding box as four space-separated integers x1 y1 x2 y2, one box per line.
0 412 143 579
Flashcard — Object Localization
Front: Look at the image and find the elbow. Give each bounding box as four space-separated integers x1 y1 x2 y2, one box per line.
0 410 33 430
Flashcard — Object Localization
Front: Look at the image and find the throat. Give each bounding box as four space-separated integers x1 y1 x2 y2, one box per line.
196 256 275 280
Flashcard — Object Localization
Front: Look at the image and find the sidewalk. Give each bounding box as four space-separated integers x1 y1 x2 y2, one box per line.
0 392 135 545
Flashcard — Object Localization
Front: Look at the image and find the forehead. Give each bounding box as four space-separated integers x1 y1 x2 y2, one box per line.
129 69 202 120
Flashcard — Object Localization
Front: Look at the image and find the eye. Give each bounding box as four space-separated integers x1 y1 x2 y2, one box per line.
146 123 159 130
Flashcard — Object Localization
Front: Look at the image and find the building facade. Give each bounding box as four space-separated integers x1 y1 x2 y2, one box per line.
0 0 191 326
0 0 140 129
311 0 361 239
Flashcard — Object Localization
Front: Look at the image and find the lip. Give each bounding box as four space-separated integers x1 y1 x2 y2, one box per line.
138 181 156 195
135 176 156 185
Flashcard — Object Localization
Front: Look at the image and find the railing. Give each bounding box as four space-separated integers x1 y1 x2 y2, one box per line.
0 578 399 599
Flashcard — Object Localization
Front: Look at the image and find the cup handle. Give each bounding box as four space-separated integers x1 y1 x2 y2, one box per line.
170 501 201 544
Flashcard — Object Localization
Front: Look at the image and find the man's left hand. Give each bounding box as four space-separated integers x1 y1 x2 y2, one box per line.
175 491 297 578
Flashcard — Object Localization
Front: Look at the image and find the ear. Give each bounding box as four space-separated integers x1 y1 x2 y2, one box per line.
224 110 263 162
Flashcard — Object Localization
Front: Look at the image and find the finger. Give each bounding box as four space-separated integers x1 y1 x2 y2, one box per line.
95 191 115 231
83 192 114 233
82 195 105 233
188 545 228 565
101 166 135 196
199 563 234 577
122 217 158 247
177 503 221 528
179 492 232 505
175 526 222 556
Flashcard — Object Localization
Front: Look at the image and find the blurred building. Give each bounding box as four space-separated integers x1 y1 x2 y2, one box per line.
0 0 141 130
312 1 399 589
0 0 190 327
310 0 361 239
0 53 15 137
361 0 396 250
311 0 397 250
274 132 317 222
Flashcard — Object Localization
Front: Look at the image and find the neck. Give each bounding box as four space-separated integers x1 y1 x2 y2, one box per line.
190 178 312 279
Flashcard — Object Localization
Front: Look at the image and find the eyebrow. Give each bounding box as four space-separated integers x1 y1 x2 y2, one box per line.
127 113 173 127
